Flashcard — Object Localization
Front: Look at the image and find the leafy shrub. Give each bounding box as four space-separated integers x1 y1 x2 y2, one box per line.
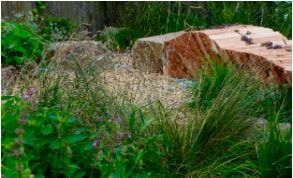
32 1 76 42
97 26 139 50
1 95 152 177
1 22 45 65
32 1 47 23
1 62 154 177
1 96 32 177
2 96 87 177
41 17 76 41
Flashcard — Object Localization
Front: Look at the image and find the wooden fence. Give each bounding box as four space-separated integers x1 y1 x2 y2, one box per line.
1 1 126 32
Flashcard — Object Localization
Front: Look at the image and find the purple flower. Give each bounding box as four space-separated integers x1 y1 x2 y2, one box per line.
22 87 37 100
92 139 100 148
109 114 121 123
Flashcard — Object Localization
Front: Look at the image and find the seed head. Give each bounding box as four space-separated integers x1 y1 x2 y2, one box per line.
15 128 25 135
15 165 23 171
14 138 24 145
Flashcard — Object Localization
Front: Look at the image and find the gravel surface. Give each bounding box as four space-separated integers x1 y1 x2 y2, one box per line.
100 53 192 108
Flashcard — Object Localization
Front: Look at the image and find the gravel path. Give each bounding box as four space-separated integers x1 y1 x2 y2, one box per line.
100 53 192 108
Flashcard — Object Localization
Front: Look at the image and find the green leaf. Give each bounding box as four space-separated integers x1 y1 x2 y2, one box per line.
135 149 144 165
84 142 94 151
65 134 86 144
1 95 15 100
74 171 86 178
41 124 54 135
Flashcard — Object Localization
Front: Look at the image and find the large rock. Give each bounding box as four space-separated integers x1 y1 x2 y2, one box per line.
132 25 292 85
132 32 184 73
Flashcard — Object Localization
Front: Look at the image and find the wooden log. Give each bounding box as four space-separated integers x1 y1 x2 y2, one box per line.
131 25 292 85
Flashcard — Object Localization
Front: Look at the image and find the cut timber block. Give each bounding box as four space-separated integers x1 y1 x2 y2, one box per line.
131 25 292 85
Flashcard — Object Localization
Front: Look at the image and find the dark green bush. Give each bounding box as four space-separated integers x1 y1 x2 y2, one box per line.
41 17 76 41
32 1 75 42
123 2 292 38
97 27 139 50
1 95 152 177
2 96 89 177
1 22 45 66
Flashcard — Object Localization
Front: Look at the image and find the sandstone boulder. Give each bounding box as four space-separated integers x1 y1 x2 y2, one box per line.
132 25 292 85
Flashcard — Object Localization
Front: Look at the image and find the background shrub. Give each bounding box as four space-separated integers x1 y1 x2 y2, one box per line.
41 17 76 41
1 22 45 66
123 1 292 38
96 27 139 50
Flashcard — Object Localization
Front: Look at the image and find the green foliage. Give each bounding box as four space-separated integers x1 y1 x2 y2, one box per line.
256 117 292 178
124 1 292 38
205 1 292 38
97 27 139 50
32 1 47 23
32 1 76 42
41 17 76 41
1 22 45 65
1 96 33 178
2 58 291 177
187 59 292 177
148 72 257 176
2 96 87 177
189 59 292 122
189 59 260 113
259 84 292 123
1 62 153 177
1 96 151 177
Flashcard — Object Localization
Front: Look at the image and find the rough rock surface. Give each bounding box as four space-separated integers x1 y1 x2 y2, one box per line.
132 25 292 85
132 32 184 73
